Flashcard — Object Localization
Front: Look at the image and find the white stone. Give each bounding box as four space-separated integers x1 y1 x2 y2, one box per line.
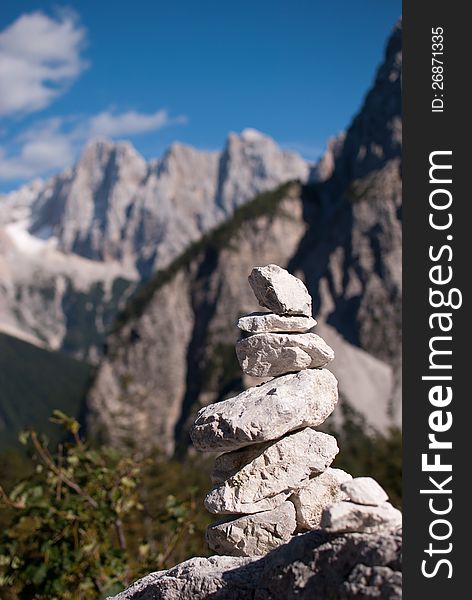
292 468 352 531
237 312 317 334
208 490 291 515
211 442 270 485
248 264 312 316
340 477 389 506
190 369 338 452
205 429 339 514
206 501 296 557
321 501 402 534
236 332 334 377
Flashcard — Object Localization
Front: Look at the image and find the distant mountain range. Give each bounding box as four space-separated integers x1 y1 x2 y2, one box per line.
0 21 402 453
0 130 308 359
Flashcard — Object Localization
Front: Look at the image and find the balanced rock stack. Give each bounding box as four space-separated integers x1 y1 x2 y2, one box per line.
190 265 401 557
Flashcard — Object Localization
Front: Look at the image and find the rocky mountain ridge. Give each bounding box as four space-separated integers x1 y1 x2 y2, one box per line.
0 130 308 358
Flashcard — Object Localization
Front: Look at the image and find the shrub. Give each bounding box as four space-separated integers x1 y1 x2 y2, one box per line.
0 411 209 600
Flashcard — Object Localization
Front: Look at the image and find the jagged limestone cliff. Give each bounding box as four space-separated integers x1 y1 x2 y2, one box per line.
0 131 307 359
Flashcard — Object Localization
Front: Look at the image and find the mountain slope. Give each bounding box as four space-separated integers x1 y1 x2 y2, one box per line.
86 21 402 454
0 131 308 359
0 333 92 450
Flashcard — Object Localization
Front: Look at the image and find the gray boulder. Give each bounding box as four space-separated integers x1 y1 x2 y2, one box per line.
321 501 402 534
107 528 402 599
237 312 317 333
190 369 338 452
205 428 339 514
206 501 297 557
236 332 334 377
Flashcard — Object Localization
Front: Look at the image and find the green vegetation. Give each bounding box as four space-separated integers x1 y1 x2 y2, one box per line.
114 181 300 330
0 404 402 599
0 334 93 451
61 278 134 356
0 412 213 600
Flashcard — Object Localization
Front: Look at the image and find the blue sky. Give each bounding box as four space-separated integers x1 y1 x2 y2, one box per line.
0 1 400 191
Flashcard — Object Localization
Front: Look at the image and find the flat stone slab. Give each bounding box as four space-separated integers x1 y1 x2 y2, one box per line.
190 369 338 452
205 428 339 514
341 477 389 506
292 468 352 531
237 312 317 334
321 501 402 534
206 501 297 557
248 264 312 316
236 332 334 377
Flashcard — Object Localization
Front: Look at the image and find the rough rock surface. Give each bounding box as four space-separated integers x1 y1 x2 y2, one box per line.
341 477 389 506
211 441 273 485
321 501 402 534
237 312 316 334
205 429 338 514
248 264 312 316
213 490 293 515
108 528 402 600
291 468 352 531
190 369 338 452
206 502 297 557
236 332 334 377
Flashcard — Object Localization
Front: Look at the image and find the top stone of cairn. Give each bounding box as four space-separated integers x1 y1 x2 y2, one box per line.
248 265 312 317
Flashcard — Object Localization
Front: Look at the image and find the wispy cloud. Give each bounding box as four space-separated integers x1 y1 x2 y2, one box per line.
0 119 75 180
88 109 187 138
0 11 187 185
0 109 187 181
0 10 87 117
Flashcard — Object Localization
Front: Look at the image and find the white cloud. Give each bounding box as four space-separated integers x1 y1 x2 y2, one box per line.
88 109 187 138
0 119 75 179
0 109 187 181
0 11 186 184
0 11 87 117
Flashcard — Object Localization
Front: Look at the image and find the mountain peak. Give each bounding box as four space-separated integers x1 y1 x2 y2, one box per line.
240 128 268 142
329 20 402 187
226 129 277 150
161 141 218 165
76 138 147 175
217 130 309 214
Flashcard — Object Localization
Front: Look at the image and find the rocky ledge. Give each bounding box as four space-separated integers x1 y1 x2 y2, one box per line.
108 527 402 600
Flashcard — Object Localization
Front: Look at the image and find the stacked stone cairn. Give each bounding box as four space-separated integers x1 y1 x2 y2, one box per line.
190 264 401 557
